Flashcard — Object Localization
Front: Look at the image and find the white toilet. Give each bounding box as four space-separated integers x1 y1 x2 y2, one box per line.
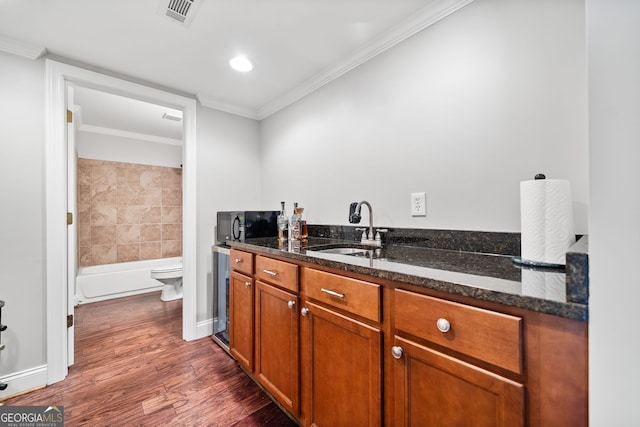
151 264 183 301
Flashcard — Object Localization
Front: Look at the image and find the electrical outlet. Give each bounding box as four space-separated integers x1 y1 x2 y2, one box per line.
411 192 426 216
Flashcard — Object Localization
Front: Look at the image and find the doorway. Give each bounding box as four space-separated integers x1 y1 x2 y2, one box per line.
45 59 198 385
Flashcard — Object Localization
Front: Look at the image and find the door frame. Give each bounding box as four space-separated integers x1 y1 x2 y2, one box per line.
45 59 198 384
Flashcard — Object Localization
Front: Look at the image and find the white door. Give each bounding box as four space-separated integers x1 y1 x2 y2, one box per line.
66 86 77 367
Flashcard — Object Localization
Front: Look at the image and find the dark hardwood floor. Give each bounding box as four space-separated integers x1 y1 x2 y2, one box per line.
2 292 298 426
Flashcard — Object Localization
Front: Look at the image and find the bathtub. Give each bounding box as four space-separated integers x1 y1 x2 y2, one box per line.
76 257 182 304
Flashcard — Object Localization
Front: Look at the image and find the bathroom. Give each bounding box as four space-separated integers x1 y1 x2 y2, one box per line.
71 86 185 306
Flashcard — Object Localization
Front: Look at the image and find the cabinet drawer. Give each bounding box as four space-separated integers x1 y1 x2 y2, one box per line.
302 268 380 322
394 289 522 374
230 249 254 275
255 255 299 292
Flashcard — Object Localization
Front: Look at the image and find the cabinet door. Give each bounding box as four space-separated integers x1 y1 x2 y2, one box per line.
301 301 382 427
391 336 524 427
229 270 254 371
255 280 300 416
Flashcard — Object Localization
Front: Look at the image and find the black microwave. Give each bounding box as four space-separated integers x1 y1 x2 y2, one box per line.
216 211 279 244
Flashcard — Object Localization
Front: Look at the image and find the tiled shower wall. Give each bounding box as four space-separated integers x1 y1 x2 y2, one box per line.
77 158 182 267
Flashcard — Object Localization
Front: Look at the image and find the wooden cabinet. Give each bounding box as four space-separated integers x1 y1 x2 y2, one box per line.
256 255 299 292
230 248 254 276
391 336 524 427
254 257 300 416
391 289 525 426
300 301 382 427
394 289 522 374
226 249 587 427
303 268 380 322
230 251 302 416
229 270 254 371
300 268 382 427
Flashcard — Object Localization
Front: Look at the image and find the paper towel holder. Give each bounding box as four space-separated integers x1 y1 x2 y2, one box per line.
512 256 565 270
514 172 571 270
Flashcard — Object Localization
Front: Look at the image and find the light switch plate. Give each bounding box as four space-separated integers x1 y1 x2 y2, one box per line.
411 192 426 216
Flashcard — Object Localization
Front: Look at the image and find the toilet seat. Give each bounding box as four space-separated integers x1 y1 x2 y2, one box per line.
151 264 183 279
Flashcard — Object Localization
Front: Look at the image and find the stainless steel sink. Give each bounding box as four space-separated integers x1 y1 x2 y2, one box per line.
316 247 369 255
312 246 386 260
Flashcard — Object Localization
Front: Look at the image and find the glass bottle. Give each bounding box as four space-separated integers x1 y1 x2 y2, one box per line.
277 201 289 242
296 205 308 240
290 202 301 240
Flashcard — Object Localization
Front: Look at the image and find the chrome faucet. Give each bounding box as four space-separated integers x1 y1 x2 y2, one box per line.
349 201 386 247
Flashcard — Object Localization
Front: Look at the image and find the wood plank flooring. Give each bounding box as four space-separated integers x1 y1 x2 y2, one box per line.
2 292 298 426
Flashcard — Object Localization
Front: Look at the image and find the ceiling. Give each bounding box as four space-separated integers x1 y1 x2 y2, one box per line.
0 0 471 138
72 86 184 144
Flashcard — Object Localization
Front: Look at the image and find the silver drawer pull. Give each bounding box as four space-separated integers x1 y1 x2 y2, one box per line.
321 288 345 299
234 258 242 264
391 346 403 360
263 269 278 276
287 300 296 309
244 281 251 288
301 307 309 316
436 317 451 333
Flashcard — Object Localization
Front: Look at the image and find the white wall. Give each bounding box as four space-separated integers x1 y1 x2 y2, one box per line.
0 52 46 377
0 51 262 395
196 106 261 323
588 0 640 424
77 131 182 168
260 0 588 233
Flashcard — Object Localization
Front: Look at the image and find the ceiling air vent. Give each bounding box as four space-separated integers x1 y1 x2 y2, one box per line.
158 0 201 26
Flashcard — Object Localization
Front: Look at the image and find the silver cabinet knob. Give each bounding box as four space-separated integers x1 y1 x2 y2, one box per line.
235 258 242 264
244 281 251 288
287 300 296 309
391 346 403 359
301 307 309 316
436 318 451 333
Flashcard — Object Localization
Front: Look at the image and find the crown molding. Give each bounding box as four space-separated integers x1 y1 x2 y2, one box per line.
196 95 260 120
196 0 474 120
256 0 475 120
0 34 47 59
78 124 183 146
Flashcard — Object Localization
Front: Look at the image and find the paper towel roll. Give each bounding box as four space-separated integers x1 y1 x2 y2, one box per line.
520 178 575 265
521 269 566 302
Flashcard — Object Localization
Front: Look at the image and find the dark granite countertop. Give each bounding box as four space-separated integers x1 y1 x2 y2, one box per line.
225 232 588 322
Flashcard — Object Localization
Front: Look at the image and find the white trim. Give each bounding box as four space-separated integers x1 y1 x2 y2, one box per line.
196 95 259 120
257 0 475 119
196 318 214 338
78 124 183 146
0 35 47 60
196 0 475 120
0 365 48 400
45 59 198 386
45 60 69 384
181 92 198 342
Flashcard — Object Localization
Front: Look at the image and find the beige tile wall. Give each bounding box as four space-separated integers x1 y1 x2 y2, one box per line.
77 158 182 267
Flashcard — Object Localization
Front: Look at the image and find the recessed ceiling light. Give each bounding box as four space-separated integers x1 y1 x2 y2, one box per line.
229 56 254 72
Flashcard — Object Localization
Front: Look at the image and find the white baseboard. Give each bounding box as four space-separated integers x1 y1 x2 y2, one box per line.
0 365 47 400
195 318 213 340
